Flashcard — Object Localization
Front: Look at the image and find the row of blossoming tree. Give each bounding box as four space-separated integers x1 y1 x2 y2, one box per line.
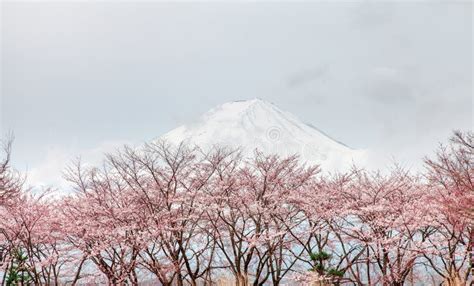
0 131 472 285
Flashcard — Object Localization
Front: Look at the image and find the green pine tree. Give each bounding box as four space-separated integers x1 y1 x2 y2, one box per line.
308 250 345 285
6 248 31 286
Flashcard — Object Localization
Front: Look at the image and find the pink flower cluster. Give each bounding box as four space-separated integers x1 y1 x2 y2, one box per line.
0 132 472 285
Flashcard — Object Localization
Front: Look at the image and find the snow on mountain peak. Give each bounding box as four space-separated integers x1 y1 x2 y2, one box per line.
160 99 366 170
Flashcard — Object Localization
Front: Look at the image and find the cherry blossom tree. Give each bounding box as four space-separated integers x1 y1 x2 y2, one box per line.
295 166 433 285
0 191 68 285
0 136 63 285
291 173 368 285
422 131 473 285
0 135 21 206
62 159 146 285
115 142 224 286
343 168 431 285
204 152 318 285
0 136 18 281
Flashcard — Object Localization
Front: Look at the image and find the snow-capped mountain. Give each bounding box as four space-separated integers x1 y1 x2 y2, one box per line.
160 99 366 170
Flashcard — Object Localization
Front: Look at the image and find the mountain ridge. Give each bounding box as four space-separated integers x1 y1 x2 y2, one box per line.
159 99 366 170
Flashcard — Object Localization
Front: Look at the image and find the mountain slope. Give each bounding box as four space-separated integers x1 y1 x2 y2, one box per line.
160 99 366 170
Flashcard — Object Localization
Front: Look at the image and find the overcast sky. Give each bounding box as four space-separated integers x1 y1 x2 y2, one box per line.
1 1 472 188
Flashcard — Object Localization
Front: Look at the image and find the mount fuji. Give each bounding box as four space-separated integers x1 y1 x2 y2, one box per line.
159 99 367 170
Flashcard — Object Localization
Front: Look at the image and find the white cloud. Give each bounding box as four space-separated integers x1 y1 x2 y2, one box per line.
26 140 132 191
